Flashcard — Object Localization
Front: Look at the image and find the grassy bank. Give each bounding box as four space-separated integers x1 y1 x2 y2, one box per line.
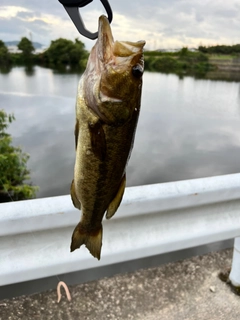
144 48 215 74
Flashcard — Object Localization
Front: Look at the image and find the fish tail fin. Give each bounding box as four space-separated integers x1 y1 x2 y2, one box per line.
70 223 103 260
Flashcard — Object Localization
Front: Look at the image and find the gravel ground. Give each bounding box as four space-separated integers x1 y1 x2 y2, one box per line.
0 248 239 320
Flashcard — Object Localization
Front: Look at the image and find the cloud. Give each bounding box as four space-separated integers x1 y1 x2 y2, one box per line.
0 1 239 50
0 5 30 19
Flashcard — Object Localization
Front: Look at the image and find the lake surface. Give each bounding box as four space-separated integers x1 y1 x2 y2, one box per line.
1 66 240 198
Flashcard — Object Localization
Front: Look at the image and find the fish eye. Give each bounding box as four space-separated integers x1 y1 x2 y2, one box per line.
132 65 143 78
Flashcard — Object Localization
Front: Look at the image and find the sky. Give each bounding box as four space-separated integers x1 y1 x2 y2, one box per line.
0 0 239 51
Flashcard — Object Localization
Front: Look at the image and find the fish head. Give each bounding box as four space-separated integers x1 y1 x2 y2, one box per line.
84 15 145 125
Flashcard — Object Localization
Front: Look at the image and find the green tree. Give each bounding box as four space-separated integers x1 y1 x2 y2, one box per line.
43 38 88 69
17 37 35 63
0 40 11 66
198 45 208 54
178 47 189 57
0 110 38 202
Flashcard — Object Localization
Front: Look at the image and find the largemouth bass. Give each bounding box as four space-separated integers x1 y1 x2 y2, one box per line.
70 15 145 259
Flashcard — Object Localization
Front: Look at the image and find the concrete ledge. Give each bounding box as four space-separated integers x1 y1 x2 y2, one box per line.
1 173 240 287
0 249 239 320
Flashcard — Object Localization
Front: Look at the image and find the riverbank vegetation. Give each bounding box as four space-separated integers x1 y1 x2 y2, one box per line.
144 47 214 74
1 38 240 75
40 38 88 70
0 110 38 202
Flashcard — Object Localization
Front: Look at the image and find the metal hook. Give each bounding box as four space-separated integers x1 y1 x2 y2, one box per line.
58 0 113 40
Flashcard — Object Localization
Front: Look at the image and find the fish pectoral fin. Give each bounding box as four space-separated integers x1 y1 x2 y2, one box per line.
106 174 126 220
70 180 81 210
74 119 80 150
70 223 103 260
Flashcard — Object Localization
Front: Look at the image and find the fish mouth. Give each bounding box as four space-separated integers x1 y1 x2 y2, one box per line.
97 15 114 62
97 15 145 62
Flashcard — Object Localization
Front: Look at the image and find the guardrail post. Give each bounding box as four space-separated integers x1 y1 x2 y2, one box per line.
229 237 240 286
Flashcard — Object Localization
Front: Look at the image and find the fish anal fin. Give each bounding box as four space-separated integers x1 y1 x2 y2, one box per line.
106 174 126 220
74 119 80 149
89 121 106 161
70 223 103 260
70 180 81 210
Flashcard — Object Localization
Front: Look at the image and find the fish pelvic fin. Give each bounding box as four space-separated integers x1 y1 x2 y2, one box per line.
70 223 103 260
106 174 126 220
70 180 81 210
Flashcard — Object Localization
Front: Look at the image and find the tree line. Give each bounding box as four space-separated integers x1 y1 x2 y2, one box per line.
198 44 240 55
0 37 89 71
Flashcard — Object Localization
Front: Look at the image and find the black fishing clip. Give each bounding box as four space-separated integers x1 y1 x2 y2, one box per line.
58 0 113 39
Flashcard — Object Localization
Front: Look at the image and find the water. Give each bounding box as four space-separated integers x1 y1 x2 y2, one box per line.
1 66 240 198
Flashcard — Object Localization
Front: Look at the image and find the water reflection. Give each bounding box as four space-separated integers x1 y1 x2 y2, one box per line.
0 65 12 74
159 69 240 82
204 71 240 82
24 64 35 76
1 66 240 198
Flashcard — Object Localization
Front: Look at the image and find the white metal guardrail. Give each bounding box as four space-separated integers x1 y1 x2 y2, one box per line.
0 173 240 287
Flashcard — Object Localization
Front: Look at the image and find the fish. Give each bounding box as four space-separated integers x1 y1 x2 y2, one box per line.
70 15 145 260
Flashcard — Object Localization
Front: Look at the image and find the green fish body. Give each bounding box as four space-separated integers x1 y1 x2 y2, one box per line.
71 15 145 259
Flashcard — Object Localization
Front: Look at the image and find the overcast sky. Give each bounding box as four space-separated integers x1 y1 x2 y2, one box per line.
0 0 239 50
